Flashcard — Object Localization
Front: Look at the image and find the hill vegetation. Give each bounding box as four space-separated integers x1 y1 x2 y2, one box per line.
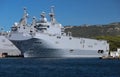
65 22 120 51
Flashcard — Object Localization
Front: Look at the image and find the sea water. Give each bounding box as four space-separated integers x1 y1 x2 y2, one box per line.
0 58 120 77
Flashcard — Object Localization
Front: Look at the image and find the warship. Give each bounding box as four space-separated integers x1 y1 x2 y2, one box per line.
0 29 21 57
9 7 109 57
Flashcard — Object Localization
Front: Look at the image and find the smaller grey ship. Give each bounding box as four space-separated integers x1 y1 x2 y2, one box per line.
0 29 21 57
9 7 109 58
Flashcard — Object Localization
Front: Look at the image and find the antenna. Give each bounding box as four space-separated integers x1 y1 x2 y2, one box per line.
41 11 46 18
32 16 36 26
49 6 56 23
23 7 27 14
19 7 29 26
33 16 36 19
51 6 55 13
49 6 55 17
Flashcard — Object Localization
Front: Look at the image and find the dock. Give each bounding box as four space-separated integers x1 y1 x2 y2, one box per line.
100 56 120 60
0 53 24 58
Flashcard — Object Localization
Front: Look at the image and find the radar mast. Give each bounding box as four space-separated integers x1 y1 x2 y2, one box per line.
40 12 47 23
19 7 29 26
49 6 56 24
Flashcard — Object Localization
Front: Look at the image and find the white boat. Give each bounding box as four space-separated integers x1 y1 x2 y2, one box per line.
8 7 109 58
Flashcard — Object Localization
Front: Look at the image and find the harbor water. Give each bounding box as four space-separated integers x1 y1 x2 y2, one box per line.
0 58 120 77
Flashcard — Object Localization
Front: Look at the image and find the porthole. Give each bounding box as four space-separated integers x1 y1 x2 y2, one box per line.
70 49 74 53
69 37 72 40
98 50 104 53
57 36 61 39
47 26 50 28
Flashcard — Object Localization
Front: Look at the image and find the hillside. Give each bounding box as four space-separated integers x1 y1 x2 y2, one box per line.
65 22 120 38
65 22 120 51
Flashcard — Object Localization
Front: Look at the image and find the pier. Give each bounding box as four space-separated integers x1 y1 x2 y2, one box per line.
100 56 120 60
0 53 23 58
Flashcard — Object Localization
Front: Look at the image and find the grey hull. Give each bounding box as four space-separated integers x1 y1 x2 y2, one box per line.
24 49 104 58
11 38 107 58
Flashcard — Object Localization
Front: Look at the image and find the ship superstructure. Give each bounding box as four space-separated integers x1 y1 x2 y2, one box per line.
9 7 109 57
